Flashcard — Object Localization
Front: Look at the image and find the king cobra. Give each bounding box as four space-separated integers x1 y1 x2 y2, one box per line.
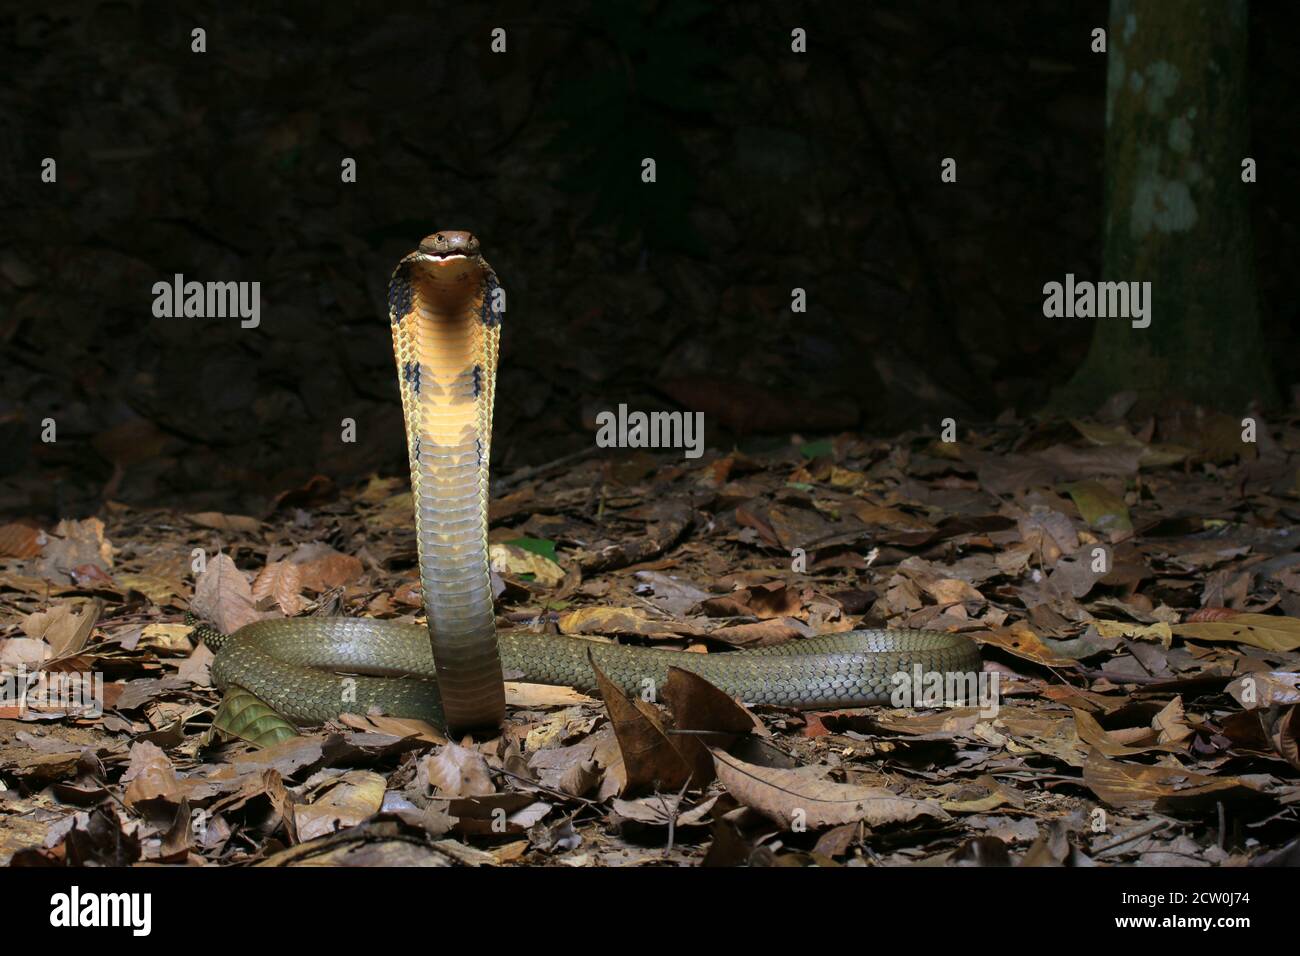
200 230 981 733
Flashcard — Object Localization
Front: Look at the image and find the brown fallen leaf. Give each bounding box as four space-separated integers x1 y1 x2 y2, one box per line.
699 582 803 619
923 576 986 608
659 666 757 787
417 744 495 798
336 713 446 745
269 474 337 513
185 512 261 533
121 741 183 810
295 771 387 842
842 500 936 533
504 682 598 709
706 618 809 647
711 749 948 830
191 552 266 634
291 545 364 592
1082 749 1263 811
0 637 51 669
21 603 86 657
251 560 304 616
981 624 1077 668
35 517 114 584
1071 707 1187 757
589 653 693 796
557 606 705 639
0 522 45 559
1226 671 1300 709
116 572 183 605
174 642 213 686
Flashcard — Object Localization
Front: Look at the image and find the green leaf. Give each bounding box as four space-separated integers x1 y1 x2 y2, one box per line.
207 686 299 749
799 440 833 459
505 537 558 562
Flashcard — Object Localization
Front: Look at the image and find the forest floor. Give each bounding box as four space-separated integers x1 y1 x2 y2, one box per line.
2 404 1299 867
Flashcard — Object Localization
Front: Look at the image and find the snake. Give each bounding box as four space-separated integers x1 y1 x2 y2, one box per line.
199 230 981 733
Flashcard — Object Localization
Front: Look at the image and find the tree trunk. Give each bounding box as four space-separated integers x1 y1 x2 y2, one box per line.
1056 0 1273 412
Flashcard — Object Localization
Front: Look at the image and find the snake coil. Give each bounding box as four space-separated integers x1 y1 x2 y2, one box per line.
204 231 981 732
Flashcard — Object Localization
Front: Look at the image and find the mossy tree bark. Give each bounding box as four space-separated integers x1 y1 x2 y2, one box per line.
1056 0 1273 412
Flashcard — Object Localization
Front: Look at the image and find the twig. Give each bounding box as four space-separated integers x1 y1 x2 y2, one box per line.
493 765 600 807
659 776 693 857
1093 819 1172 857
1073 667 1174 686
495 446 601 493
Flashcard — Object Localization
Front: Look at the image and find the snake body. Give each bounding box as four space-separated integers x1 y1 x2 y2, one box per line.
204 231 980 732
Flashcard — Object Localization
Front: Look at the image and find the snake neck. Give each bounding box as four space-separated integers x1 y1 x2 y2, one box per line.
389 231 504 731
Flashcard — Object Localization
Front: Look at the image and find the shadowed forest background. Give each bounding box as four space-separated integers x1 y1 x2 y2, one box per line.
2 0 1298 516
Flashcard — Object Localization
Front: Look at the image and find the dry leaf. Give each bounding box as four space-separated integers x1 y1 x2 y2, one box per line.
489 543 564 587
138 623 195 654
0 638 51 669
1071 707 1186 757
418 744 495 798
1226 672 1300 709
1082 749 1260 810
1094 620 1173 645
295 771 387 841
0 523 45 558
251 561 304 616
35 517 113 584
185 512 261 533
589 655 694 795
291 546 364 592
1172 613 1300 652
557 606 704 639
20 605 81 654
191 553 264 634
116 572 181 604
711 749 947 830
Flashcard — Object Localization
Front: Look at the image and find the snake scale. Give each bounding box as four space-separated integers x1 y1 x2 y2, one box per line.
201 231 981 733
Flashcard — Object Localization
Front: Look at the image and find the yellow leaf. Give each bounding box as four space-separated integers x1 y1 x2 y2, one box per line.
488 543 564 586
1172 614 1300 652
1062 480 1133 533
1094 620 1172 646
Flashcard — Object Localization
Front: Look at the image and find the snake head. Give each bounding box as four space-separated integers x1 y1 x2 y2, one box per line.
418 231 480 259
389 230 495 317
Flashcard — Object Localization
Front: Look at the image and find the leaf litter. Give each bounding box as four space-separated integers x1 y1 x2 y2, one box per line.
2 407 1299 867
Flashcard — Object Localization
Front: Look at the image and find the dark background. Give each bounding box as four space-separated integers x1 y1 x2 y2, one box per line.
2 0 1297 517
